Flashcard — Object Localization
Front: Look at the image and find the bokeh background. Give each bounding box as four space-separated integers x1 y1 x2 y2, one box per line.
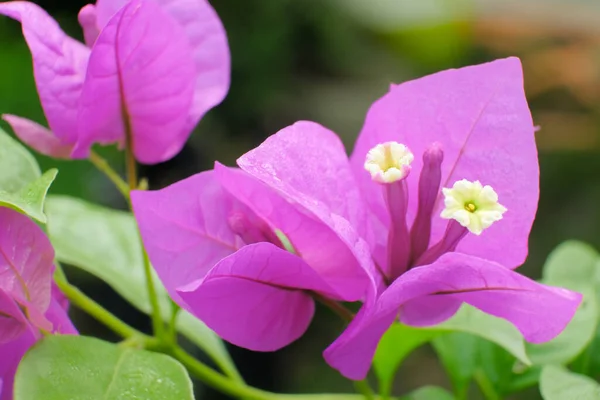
2 0 600 398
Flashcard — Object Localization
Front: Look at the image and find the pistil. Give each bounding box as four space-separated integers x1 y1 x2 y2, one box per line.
410 142 443 262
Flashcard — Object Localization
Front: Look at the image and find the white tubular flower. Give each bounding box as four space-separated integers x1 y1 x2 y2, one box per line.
364 142 414 183
440 179 507 235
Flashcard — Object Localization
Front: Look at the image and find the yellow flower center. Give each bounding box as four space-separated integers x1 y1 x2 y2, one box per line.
440 179 506 235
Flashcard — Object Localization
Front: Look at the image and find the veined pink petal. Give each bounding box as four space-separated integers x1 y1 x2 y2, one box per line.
131 170 243 305
0 1 89 146
177 242 338 351
2 115 73 158
93 0 230 131
0 208 54 326
0 291 27 344
237 121 371 243
215 163 372 302
74 0 196 164
324 252 581 380
0 326 34 400
351 57 538 269
45 287 77 335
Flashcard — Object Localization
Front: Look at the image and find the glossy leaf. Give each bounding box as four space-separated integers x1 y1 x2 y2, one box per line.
374 304 529 394
540 365 600 400
527 241 599 365
374 324 441 395
433 332 478 397
44 195 237 377
14 336 193 400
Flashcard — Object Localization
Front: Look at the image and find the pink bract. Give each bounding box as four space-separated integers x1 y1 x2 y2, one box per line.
0 1 89 158
0 208 76 400
132 123 377 351
0 0 230 164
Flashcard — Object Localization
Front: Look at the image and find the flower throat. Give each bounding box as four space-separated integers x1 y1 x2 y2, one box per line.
364 141 507 283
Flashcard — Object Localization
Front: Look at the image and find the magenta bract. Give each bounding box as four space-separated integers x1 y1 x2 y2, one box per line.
132 123 377 351
0 208 76 400
0 1 89 158
0 0 230 164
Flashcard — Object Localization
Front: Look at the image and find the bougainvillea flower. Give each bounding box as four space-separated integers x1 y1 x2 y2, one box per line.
0 208 76 399
322 57 582 379
132 122 376 350
1 0 229 164
72 0 230 164
0 1 89 158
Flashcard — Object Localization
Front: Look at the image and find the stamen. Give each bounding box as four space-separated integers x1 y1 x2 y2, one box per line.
383 180 411 281
364 142 414 183
410 142 443 262
440 179 507 235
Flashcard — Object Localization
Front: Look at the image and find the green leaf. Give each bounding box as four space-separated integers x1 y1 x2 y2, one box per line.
0 127 56 222
527 241 600 365
435 304 531 366
400 386 455 400
433 332 479 397
374 304 529 395
14 336 194 400
0 126 40 190
45 195 238 378
540 365 600 400
374 324 441 395
0 169 58 223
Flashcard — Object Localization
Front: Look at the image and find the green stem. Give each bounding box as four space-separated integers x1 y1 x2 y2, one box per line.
88 150 130 199
140 249 165 339
124 132 138 191
353 379 375 400
167 300 181 345
170 346 276 400
54 274 149 341
123 137 164 339
474 369 501 400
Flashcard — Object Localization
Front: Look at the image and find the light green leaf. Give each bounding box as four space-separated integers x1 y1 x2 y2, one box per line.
0 126 40 190
433 332 479 397
45 195 238 378
374 304 529 395
541 241 599 285
0 169 57 223
14 336 194 400
374 324 441 395
0 127 56 222
540 365 600 400
527 241 600 365
400 386 455 400
436 304 530 366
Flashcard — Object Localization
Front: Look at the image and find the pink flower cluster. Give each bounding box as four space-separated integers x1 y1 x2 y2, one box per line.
0 0 583 393
132 58 581 380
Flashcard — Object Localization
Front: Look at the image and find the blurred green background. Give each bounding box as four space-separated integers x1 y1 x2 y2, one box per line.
2 0 600 398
